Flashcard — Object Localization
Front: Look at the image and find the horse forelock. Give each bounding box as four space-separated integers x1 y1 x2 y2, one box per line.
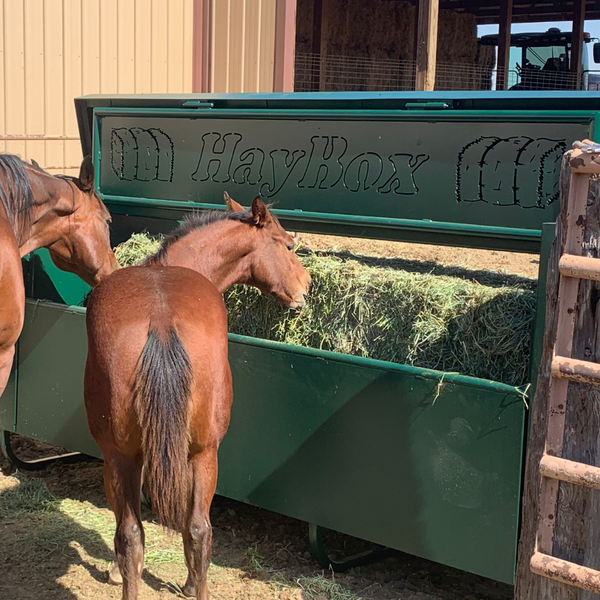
0 154 36 240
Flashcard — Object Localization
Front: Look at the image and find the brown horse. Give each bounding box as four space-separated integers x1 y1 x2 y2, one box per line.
0 154 119 397
84 195 310 600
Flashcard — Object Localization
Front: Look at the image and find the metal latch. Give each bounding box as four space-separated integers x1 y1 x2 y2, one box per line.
404 102 449 110
182 100 214 109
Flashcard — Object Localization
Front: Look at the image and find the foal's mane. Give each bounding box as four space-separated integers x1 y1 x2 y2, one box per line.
145 209 256 266
0 154 39 239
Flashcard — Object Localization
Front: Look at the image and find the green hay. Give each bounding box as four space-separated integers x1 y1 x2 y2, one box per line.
296 574 361 600
114 231 163 267
114 234 536 386
0 474 59 516
245 544 266 573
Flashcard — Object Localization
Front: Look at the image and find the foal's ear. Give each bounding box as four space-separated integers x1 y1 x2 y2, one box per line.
251 196 270 227
79 155 95 192
224 191 245 212
30 158 41 169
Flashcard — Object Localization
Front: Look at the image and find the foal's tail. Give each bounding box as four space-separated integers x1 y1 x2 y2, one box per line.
134 327 192 532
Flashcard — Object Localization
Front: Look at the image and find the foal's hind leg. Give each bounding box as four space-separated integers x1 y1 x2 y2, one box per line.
182 447 218 600
104 453 145 600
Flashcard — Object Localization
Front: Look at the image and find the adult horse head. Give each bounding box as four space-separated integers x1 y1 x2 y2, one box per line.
18 155 119 286
0 154 118 397
85 193 310 600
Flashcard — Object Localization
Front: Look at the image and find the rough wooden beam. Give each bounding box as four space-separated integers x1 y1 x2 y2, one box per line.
438 0 598 24
570 0 586 89
531 553 600 594
559 254 600 282
440 0 594 12
496 0 513 90
478 12 600 25
415 0 439 91
540 455 600 490
515 150 600 599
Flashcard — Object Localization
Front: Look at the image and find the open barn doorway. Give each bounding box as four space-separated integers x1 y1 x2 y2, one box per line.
292 0 600 92
293 0 495 92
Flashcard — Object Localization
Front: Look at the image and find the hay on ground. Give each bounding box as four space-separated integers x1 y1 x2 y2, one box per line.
113 234 536 386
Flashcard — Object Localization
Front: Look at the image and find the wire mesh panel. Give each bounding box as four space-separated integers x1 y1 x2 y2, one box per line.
295 53 417 92
295 53 587 92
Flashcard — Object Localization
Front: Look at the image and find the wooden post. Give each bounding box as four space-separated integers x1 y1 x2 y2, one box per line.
311 0 323 92
273 0 297 92
192 0 212 93
496 0 513 90
571 0 586 90
414 0 439 91
515 153 600 599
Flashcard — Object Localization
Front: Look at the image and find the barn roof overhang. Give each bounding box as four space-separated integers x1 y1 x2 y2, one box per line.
385 1 600 25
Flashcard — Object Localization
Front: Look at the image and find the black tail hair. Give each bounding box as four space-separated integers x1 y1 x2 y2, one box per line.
134 327 192 531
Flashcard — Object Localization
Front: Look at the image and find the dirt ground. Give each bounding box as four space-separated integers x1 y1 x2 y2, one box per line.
299 234 540 280
0 437 513 600
0 235 526 600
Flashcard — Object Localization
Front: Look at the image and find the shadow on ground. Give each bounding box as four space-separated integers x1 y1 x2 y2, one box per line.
1 436 514 600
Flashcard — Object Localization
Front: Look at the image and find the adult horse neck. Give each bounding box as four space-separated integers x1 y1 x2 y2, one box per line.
145 193 311 308
0 154 118 398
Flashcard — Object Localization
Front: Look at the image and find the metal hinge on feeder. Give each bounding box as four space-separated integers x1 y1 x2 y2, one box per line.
530 139 600 594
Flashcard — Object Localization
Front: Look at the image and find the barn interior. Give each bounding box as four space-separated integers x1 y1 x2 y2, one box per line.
293 0 599 91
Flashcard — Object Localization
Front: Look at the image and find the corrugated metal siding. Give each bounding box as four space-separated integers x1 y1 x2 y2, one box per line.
211 0 276 93
0 0 194 175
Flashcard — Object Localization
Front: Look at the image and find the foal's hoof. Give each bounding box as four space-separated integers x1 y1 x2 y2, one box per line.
182 574 196 597
107 563 123 586
182 582 196 597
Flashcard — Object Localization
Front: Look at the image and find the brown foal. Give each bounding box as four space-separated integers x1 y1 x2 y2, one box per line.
84 195 310 600
0 154 118 398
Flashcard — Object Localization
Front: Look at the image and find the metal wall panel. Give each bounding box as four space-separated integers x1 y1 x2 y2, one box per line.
3 0 26 160
0 0 194 175
211 0 277 92
64 0 84 173
24 0 46 167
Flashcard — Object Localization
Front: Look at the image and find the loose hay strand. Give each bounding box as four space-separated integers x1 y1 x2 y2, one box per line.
297 574 361 600
114 234 537 386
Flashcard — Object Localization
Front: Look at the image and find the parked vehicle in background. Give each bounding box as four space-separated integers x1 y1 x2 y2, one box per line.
478 28 600 90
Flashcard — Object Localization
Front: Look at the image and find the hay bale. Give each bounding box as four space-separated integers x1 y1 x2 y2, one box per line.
307 0 481 92
296 0 316 55
225 253 535 386
114 234 536 386
437 10 478 64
